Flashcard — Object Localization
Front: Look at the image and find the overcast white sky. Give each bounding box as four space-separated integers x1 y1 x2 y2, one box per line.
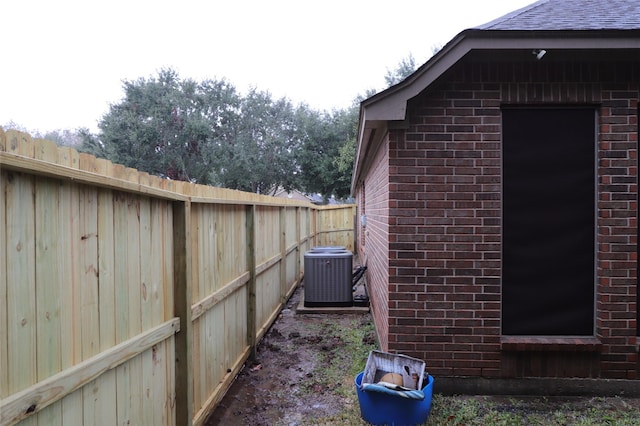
2 0 534 133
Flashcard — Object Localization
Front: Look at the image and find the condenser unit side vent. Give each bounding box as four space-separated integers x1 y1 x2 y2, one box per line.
304 250 352 307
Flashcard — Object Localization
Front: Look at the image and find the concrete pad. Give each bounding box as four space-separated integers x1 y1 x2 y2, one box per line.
296 289 370 315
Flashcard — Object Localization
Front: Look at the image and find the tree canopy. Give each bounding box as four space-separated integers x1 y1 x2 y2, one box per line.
80 57 418 202
81 68 358 201
384 53 418 86
82 69 238 183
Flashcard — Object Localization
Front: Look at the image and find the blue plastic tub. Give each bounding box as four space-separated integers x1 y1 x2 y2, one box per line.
355 371 434 425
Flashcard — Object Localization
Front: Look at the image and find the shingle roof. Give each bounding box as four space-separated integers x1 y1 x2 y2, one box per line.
477 0 640 31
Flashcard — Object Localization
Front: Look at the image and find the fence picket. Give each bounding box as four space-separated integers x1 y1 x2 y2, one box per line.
34 173 63 426
0 160 6 401
57 149 84 426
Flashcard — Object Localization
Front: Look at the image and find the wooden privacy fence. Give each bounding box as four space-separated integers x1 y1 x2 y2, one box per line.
0 128 356 426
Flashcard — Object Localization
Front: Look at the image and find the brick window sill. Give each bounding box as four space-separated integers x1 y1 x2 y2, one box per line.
501 336 602 352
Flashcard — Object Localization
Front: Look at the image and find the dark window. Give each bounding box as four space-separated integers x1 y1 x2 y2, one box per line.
502 107 595 336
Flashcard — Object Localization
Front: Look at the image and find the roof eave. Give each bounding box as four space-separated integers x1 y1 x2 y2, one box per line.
365 29 640 122
351 29 640 193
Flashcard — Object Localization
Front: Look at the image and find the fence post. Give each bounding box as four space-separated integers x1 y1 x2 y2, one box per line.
279 207 287 303
245 204 257 362
313 208 318 247
296 207 302 281
173 200 193 425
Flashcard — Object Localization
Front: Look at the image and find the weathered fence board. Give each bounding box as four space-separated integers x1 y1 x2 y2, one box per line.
6 172 37 397
0 128 355 426
0 318 179 425
0 148 7 402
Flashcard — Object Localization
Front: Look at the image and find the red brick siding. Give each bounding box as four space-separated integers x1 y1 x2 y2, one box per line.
383 60 639 379
358 136 390 350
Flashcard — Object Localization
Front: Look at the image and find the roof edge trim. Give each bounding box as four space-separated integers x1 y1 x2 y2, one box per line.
362 29 640 123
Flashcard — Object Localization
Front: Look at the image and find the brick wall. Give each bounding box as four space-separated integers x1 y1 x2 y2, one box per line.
384 59 639 379
358 137 391 350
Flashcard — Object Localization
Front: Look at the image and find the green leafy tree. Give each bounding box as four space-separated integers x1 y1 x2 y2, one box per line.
384 53 418 86
210 88 299 194
335 135 356 193
78 65 407 200
295 102 358 201
42 128 85 147
82 68 238 184
82 69 301 193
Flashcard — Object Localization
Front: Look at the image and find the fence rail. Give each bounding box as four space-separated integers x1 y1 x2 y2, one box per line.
0 128 355 426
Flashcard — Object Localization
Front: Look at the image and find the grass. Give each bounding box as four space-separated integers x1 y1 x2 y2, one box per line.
297 317 377 425
291 317 640 425
272 315 640 425
427 394 640 425
300 318 376 396
304 393 640 425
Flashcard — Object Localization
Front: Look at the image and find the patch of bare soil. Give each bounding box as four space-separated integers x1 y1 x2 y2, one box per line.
206 286 372 426
206 285 640 426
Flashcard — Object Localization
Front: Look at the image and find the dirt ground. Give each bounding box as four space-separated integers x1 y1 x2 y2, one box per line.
205 285 372 426
205 284 640 426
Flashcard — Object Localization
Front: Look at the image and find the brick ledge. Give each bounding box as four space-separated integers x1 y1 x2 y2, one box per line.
501 336 602 352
